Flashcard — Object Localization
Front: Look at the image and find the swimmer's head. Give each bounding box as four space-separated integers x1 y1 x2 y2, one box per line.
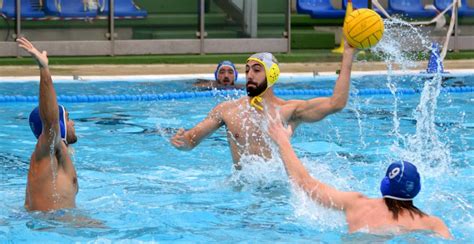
29 105 77 145
380 161 421 201
214 60 238 86
246 52 280 97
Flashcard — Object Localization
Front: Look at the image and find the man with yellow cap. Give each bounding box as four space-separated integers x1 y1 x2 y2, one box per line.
171 42 355 168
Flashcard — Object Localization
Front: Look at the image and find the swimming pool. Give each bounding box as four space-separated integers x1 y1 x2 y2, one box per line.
0 73 473 242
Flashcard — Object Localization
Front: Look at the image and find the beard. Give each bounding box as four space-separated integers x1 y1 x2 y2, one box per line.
246 80 268 97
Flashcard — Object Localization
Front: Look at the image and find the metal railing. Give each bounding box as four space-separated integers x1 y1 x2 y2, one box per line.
0 0 292 57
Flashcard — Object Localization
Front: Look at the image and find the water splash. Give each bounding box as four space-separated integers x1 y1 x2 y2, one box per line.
227 155 286 189
391 47 450 176
48 128 60 205
348 85 368 149
372 18 431 70
288 159 347 231
371 18 451 175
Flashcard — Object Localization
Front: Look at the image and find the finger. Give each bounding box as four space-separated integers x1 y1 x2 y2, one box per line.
267 117 275 128
16 39 27 48
21 37 31 45
18 38 31 48
173 136 185 142
275 111 282 123
171 135 185 143
172 140 184 147
43 51 47 56
171 139 179 146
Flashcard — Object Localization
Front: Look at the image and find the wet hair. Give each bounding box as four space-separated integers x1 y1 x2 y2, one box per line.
384 198 427 220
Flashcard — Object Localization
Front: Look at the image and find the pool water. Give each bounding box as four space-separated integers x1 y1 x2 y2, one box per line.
0 74 473 242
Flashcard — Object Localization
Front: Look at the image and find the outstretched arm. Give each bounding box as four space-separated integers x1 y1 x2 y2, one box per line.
17 37 61 155
290 41 355 125
171 104 225 150
267 114 363 211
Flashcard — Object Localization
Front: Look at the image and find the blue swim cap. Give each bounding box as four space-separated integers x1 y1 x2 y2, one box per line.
380 161 421 201
29 105 67 143
214 60 238 81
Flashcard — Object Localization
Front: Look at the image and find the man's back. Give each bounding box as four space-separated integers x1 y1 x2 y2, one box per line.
26 142 78 211
346 198 448 236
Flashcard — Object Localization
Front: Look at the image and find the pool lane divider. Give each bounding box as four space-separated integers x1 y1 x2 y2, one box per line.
1 87 473 103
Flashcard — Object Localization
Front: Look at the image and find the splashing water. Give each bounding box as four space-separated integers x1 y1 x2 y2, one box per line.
348 89 368 149
371 18 451 175
228 155 286 189
48 128 60 205
372 18 431 70
402 72 451 175
288 159 348 230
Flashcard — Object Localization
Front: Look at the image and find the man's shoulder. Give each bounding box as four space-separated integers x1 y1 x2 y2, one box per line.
417 214 451 238
215 97 245 108
422 215 445 227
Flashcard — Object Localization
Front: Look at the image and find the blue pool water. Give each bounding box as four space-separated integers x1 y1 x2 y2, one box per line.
0 74 473 242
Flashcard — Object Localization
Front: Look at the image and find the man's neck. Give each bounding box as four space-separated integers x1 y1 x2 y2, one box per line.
247 88 277 111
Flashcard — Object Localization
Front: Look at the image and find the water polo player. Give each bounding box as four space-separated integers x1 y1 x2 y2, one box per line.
194 60 243 89
18 37 79 211
171 41 356 168
267 116 452 238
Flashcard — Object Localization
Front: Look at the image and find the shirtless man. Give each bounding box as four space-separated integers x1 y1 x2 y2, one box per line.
194 60 243 89
19 37 79 211
171 42 355 167
266 114 452 239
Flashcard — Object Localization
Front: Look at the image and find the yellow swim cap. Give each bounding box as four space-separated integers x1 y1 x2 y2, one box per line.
246 52 280 88
246 52 280 111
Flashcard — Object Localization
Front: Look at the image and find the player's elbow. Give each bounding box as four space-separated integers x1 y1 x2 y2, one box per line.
330 99 347 113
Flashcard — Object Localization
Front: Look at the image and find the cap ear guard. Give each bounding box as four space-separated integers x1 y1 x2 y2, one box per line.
29 105 67 143
267 63 280 87
380 176 391 197
29 107 43 139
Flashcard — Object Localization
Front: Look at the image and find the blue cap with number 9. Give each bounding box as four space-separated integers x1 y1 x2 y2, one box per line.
380 161 421 201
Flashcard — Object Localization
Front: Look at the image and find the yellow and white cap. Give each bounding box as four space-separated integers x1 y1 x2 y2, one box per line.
246 52 280 88
246 52 280 110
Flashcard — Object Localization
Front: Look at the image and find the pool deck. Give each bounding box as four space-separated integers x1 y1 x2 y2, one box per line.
0 59 473 77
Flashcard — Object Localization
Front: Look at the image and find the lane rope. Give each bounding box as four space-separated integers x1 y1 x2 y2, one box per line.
0 87 473 103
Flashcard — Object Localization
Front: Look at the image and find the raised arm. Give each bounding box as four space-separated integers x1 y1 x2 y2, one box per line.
267 114 363 211
17 38 62 153
289 41 355 125
171 103 225 150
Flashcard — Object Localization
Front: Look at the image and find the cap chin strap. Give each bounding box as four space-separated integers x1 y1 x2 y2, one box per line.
249 86 271 111
250 96 264 110
59 105 68 145
246 56 278 111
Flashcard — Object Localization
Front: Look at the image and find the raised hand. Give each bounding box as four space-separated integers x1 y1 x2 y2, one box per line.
267 112 293 146
343 36 355 53
16 37 49 68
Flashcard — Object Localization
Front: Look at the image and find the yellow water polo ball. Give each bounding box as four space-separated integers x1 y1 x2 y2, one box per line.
343 8 384 49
